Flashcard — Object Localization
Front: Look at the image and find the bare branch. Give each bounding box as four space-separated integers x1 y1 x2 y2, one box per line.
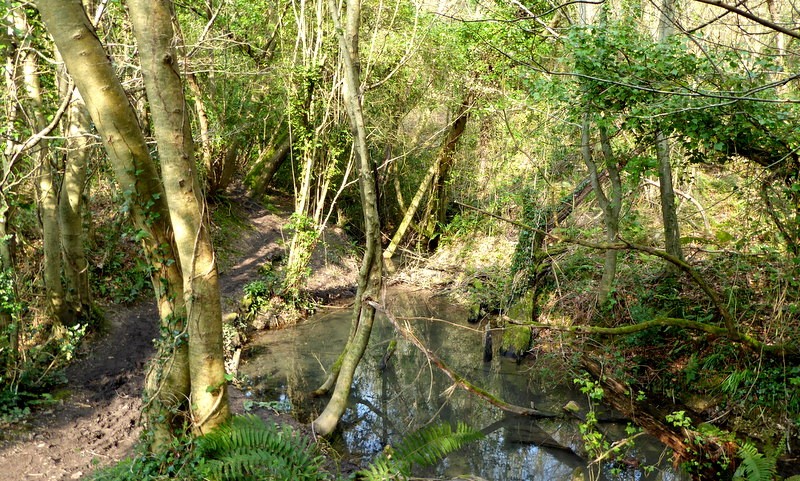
692 0 800 40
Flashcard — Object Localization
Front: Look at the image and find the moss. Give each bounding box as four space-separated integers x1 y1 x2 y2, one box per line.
500 324 532 358
506 291 534 320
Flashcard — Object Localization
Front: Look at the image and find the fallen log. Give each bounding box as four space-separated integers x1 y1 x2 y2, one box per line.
582 356 737 479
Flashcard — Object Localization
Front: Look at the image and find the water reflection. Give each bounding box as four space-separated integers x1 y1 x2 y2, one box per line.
240 289 686 481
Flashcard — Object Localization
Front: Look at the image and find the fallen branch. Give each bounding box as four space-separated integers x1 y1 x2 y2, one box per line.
367 300 560 418
454 202 800 355
582 356 737 475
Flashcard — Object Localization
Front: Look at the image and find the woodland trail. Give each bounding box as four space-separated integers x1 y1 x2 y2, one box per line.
0 194 357 480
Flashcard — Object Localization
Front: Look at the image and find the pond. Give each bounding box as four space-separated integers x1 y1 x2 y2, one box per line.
240 289 687 481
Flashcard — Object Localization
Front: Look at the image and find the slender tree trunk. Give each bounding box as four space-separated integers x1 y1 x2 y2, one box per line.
37 0 191 448
655 0 684 270
186 73 214 186
128 0 230 434
581 115 621 304
59 84 93 324
313 0 383 436
424 94 472 240
248 135 291 196
383 159 437 259
22 42 65 325
383 95 472 258
598 125 621 303
0 1 19 364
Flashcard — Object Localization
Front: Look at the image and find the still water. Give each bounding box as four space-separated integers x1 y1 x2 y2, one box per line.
240 289 686 481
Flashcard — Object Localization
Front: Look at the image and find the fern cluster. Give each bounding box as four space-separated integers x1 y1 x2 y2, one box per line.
195 415 330 481
733 439 800 481
356 421 484 481
89 417 483 481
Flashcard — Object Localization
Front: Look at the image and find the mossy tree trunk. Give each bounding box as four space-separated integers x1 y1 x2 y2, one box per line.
383 93 472 258
313 0 383 436
422 94 473 244
0 2 22 368
37 0 191 449
128 0 230 434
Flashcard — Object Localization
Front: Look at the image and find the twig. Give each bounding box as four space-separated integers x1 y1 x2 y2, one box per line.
367 300 560 418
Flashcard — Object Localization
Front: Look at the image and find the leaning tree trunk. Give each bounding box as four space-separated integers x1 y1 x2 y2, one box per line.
382 158 437 259
422 94 472 243
128 0 230 435
312 0 383 436
383 95 472 258
37 0 191 449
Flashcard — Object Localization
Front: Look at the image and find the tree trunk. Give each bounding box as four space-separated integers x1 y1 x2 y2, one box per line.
383 96 471 258
655 0 684 271
423 94 472 242
128 0 230 434
598 125 621 304
186 73 214 188
248 135 291 196
22 43 65 325
59 85 93 324
382 159 437 259
37 0 191 448
581 116 621 304
0 2 19 366
313 0 383 436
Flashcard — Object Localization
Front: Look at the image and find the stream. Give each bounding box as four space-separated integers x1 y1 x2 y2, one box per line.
240 289 687 480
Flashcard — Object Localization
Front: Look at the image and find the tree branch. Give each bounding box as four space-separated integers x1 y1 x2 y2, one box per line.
368 300 561 418
692 0 800 40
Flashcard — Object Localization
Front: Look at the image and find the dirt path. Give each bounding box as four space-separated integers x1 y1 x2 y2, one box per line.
0 195 357 480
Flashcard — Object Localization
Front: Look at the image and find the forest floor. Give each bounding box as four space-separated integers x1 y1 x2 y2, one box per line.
0 192 360 481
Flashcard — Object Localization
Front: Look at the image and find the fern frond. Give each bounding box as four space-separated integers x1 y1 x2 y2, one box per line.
393 421 484 468
733 442 777 481
356 422 483 480
195 414 329 481
356 456 406 481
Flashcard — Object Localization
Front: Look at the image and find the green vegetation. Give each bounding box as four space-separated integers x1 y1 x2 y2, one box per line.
1 0 798 478
89 416 478 481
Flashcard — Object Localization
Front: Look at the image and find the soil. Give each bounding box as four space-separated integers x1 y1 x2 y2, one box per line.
0 193 359 480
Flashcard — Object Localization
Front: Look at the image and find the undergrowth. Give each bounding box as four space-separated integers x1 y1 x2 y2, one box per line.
89 416 481 481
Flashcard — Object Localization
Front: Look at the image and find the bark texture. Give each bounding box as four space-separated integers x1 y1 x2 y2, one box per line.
23 42 64 324
37 0 191 447
312 0 383 436
655 0 684 270
59 86 93 323
581 117 621 304
128 0 230 434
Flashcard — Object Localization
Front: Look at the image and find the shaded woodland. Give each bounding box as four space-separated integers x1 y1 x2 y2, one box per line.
0 0 799 479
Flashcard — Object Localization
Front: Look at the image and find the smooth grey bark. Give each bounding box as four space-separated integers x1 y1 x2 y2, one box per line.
128 0 230 434
59 85 93 323
37 0 191 448
313 0 383 436
22 38 65 324
655 0 684 270
581 116 621 304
